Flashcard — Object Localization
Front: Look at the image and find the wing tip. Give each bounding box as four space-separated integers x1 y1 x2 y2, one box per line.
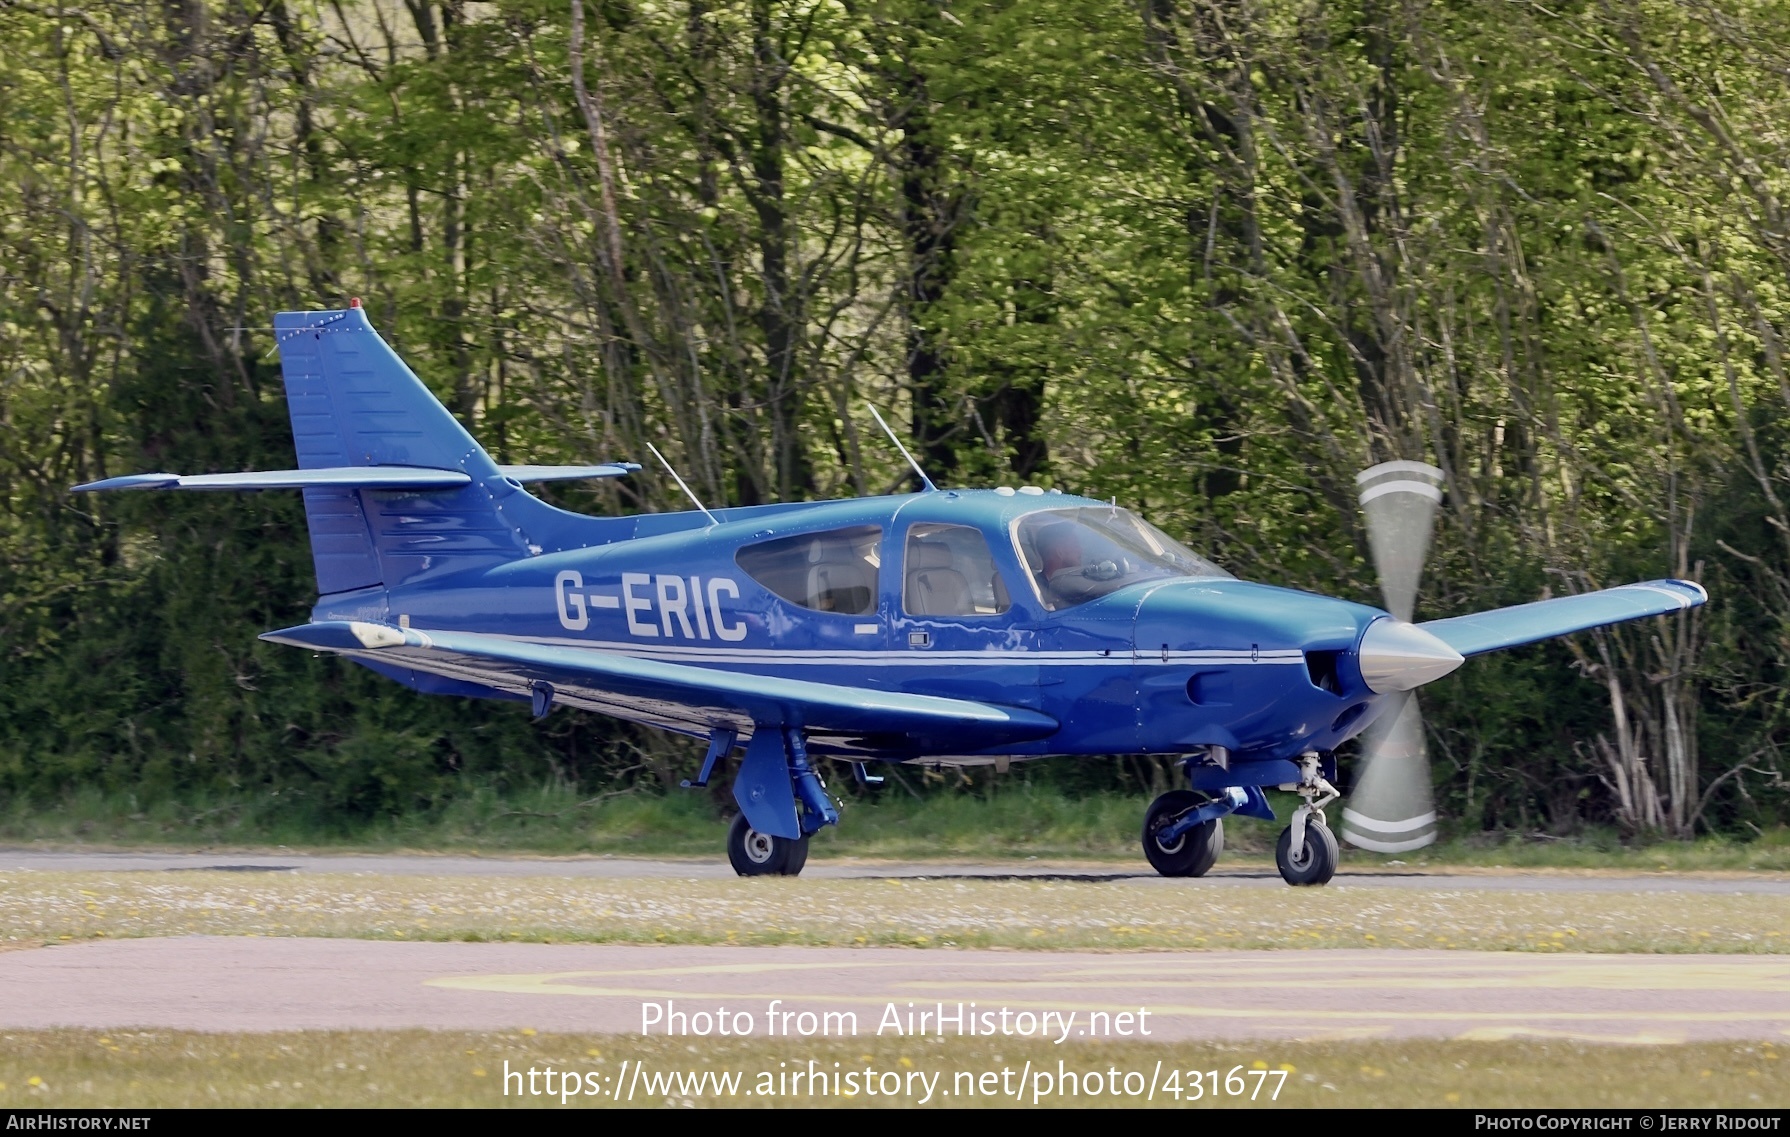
1627 579 1709 609
260 620 413 652
70 474 181 493
1666 578 1709 606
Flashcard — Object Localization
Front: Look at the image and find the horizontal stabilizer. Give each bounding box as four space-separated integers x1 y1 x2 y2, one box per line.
497 463 640 483
1420 579 1707 657
71 463 638 494
260 621 1060 753
72 467 472 493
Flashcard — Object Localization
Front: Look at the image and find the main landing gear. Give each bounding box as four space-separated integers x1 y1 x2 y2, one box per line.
1142 790 1224 877
690 725 841 878
726 814 811 876
1142 749 1342 887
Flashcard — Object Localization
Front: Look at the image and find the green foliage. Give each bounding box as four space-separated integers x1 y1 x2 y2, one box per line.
1 0 1788 837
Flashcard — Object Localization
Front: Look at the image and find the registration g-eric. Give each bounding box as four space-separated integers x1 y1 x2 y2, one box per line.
75 304 1708 884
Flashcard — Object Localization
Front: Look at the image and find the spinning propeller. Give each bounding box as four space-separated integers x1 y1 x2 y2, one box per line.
1341 461 1447 854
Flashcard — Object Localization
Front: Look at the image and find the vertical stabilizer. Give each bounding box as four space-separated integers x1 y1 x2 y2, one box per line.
272 306 514 596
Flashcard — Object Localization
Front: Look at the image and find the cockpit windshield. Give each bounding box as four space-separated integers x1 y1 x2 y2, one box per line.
1012 507 1232 610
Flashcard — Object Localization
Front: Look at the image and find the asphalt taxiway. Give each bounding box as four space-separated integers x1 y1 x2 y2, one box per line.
0 937 1786 1043
2 849 1786 894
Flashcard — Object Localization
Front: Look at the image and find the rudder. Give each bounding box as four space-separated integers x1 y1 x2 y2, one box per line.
273 305 516 596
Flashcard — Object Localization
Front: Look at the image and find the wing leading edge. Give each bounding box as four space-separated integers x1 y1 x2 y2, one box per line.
260 621 1060 753
1420 579 1707 658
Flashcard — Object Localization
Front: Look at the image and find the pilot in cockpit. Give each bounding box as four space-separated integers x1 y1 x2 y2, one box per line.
1036 522 1083 589
1019 506 1232 609
1034 520 1118 604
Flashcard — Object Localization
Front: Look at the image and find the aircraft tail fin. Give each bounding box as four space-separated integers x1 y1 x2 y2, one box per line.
270 304 508 594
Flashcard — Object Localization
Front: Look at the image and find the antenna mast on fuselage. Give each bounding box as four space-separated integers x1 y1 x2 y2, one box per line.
645 441 720 527
866 403 939 493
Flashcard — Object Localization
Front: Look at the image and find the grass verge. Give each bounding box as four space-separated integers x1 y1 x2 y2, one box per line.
2 871 1786 952
6 783 1790 872
0 1030 1782 1108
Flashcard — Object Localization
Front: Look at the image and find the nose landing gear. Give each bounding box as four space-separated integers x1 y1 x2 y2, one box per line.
1274 752 1340 886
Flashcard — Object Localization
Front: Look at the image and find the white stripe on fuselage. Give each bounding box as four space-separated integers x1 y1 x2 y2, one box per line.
469 631 1307 668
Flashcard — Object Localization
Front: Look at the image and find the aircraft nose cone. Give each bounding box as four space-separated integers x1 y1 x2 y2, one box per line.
1358 618 1464 693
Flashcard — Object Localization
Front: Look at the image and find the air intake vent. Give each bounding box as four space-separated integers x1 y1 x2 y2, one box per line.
1305 650 1343 694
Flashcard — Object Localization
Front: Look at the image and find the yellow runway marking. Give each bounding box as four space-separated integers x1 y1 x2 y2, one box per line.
420 952 1790 1040
1454 1027 1687 1045
891 968 1790 992
444 960 898 979
424 973 1790 1026
1293 1026 1394 1042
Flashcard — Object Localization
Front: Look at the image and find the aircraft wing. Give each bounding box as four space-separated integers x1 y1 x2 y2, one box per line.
260 621 1060 753
1419 579 1707 657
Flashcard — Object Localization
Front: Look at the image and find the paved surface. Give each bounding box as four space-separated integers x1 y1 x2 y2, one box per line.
2 849 1786 894
1 937 1787 1042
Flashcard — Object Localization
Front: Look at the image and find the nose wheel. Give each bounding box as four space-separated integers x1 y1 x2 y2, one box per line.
1275 752 1341 886
1276 815 1338 884
727 814 810 876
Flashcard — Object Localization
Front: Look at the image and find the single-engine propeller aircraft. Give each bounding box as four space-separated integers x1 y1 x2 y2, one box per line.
76 304 1707 884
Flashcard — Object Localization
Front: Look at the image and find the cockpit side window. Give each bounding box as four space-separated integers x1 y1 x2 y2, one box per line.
1013 507 1231 610
903 523 1012 617
734 525 882 616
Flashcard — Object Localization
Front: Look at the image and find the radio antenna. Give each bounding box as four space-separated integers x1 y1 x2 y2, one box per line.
646 442 719 527
866 403 939 493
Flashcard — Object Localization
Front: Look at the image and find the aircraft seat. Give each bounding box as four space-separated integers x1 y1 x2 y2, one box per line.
906 540 972 616
804 538 874 614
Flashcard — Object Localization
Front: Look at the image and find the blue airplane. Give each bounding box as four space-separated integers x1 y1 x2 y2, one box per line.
75 304 1708 884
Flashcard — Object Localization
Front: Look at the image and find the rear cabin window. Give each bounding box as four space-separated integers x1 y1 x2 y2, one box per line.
903 523 1012 617
734 525 882 616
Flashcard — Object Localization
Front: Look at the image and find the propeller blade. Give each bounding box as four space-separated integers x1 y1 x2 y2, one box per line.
1341 690 1438 851
1346 460 1446 853
1355 461 1444 622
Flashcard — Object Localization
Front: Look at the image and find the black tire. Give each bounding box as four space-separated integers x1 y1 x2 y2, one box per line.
1275 817 1338 886
727 814 790 876
1142 790 1224 877
780 834 810 876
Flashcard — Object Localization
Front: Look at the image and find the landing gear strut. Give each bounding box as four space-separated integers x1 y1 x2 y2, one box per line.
1275 752 1340 886
696 724 836 877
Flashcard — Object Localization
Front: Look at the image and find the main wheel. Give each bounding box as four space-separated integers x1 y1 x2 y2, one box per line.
728 814 797 876
1142 790 1224 877
781 833 811 876
1275 817 1338 886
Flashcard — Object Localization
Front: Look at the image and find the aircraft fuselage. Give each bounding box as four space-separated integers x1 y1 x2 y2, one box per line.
315 487 1389 764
